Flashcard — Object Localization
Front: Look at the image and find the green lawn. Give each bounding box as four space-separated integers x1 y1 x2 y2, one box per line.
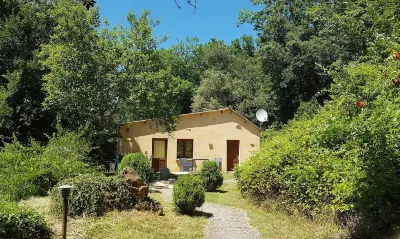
205 173 345 239
84 192 206 239
21 192 207 239
21 173 345 239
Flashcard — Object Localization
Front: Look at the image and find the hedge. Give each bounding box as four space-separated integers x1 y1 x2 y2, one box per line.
236 59 400 237
0 200 51 239
0 131 94 201
50 174 135 217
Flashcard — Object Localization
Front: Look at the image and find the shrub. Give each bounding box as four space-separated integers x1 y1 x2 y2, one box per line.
0 199 51 239
0 140 45 200
118 153 154 183
173 175 205 214
50 174 135 217
135 197 163 215
233 164 242 180
0 131 93 200
198 161 223 191
236 59 400 237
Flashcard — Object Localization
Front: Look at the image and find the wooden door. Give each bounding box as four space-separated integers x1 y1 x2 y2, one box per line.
152 139 167 172
227 140 239 171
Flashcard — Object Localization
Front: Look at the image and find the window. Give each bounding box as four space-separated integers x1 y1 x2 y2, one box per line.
177 139 193 158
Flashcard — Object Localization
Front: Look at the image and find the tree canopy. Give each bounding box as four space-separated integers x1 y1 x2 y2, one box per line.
1 0 400 236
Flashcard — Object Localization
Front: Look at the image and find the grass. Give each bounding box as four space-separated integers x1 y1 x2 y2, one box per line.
84 192 206 239
21 173 345 239
205 173 345 239
21 190 207 239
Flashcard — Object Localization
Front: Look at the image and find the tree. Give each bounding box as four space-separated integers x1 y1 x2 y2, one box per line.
0 0 56 144
40 0 191 162
20 0 198 11
155 37 201 113
237 0 400 123
231 35 257 57
192 70 233 111
192 39 274 124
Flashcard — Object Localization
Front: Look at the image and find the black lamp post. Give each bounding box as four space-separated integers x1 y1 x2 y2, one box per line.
58 185 73 239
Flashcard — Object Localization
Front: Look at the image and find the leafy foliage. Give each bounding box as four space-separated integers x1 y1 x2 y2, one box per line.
0 130 93 200
236 53 400 237
1 1 400 237
173 175 205 214
191 39 274 123
0 0 56 145
238 0 400 123
50 174 135 217
40 1 192 163
0 199 51 239
198 161 223 192
118 153 155 183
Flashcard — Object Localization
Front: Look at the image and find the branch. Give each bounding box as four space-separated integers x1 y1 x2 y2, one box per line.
173 0 197 10
173 0 182 9
184 0 197 9
23 0 196 11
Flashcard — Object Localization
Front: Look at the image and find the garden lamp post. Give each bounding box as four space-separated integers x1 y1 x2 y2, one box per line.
58 185 73 239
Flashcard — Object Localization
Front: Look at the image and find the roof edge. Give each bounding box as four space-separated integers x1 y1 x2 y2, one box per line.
120 108 262 131
229 109 262 131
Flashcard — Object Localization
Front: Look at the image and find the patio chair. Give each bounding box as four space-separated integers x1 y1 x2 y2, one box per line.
214 158 222 170
178 158 192 172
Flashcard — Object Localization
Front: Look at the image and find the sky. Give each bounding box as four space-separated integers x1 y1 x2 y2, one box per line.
96 0 261 48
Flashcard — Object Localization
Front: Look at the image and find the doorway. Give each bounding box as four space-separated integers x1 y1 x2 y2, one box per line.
227 140 239 171
152 138 167 172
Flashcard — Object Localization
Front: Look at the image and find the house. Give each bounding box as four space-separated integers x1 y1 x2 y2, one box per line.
119 108 261 172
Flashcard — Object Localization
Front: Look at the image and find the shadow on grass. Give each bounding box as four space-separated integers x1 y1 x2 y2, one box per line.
191 210 213 219
153 185 170 189
212 189 228 194
149 189 161 194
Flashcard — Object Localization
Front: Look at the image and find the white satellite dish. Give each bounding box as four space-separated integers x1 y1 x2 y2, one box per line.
256 109 268 123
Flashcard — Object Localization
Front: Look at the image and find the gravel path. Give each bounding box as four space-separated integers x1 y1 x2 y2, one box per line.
151 179 174 202
151 180 260 239
223 179 237 183
200 203 260 239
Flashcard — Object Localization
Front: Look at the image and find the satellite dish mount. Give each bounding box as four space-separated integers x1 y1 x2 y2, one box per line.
256 109 268 130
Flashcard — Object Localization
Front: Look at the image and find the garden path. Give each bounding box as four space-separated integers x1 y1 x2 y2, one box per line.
151 180 260 239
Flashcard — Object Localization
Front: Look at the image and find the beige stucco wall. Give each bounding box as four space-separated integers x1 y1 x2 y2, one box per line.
119 109 261 172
